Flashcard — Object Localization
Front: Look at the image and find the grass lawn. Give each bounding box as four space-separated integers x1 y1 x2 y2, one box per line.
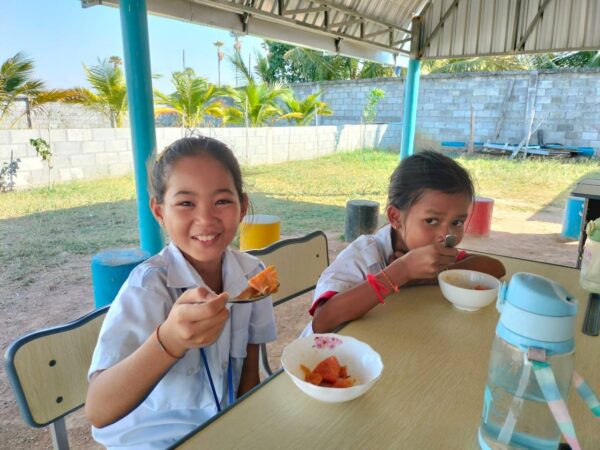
1 150 599 287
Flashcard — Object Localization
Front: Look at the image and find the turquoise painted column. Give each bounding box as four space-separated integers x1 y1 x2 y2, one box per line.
119 0 163 254
400 57 421 160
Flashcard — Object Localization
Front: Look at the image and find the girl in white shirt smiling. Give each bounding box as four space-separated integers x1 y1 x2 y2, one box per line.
307 150 505 334
86 137 276 449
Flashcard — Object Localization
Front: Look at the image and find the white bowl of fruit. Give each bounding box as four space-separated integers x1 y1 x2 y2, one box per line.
280 333 383 403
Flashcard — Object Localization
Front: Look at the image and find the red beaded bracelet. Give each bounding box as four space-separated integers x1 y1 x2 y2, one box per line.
156 323 184 359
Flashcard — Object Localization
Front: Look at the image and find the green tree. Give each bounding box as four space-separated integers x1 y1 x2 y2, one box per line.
358 61 395 79
254 51 278 84
420 52 600 74
224 82 297 127
154 68 225 128
260 41 395 83
281 91 332 125
64 57 128 127
542 51 600 69
0 52 71 127
228 50 255 84
421 55 533 74
362 88 385 123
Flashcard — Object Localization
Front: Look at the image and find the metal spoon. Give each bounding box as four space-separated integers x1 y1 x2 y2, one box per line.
227 293 271 304
444 234 457 248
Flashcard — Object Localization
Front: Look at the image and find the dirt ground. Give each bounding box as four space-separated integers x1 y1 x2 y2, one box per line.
0 206 580 449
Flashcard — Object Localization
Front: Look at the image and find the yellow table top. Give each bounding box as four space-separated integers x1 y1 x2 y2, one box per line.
174 256 600 450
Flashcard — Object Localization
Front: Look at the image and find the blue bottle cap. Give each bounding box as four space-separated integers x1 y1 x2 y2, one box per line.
496 273 578 352
501 272 577 317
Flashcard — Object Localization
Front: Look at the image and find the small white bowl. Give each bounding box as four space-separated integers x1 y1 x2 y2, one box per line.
281 333 383 403
438 269 501 311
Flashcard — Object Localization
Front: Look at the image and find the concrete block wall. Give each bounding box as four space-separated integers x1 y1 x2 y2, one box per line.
291 68 600 151
1 101 115 129
1 123 401 189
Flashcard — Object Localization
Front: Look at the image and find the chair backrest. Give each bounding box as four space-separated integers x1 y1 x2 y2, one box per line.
4 305 108 447
248 231 329 376
248 230 329 306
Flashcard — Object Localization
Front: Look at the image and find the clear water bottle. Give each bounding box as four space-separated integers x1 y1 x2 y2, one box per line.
478 273 578 450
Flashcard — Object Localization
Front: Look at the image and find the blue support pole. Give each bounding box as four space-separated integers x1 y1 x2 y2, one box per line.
119 0 163 255
400 57 421 160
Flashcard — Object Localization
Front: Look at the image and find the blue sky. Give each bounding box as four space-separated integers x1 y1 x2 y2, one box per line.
2 1 264 92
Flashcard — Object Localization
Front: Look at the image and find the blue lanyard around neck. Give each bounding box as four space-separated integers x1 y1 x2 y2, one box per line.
200 348 234 411
178 288 235 410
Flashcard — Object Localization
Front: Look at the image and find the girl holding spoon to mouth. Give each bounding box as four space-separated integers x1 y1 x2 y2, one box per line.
86 137 276 449
305 151 506 335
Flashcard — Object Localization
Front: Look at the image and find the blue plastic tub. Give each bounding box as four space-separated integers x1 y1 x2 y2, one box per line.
561 196 585 240
91 248 150 308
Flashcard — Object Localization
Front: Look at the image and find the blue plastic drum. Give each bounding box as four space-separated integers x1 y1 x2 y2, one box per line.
561 196 585 240
91 248 151 309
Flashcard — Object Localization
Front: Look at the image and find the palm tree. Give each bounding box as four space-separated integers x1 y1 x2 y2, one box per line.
358 61 396 79
213 41 225 87
154 68 225 128
283 47 339 81
421 56 532 74
254 51 278 84
64 57 128 127
224 82 298 127
228 50 255 85
281 91 333 125
543 51 600 68
0 52 72 127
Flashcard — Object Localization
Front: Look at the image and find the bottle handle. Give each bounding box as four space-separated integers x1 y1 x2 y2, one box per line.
572 370 600 419
531 361 582 450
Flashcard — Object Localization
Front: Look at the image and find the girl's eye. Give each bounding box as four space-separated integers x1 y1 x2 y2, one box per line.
452 220 465 227
177 201 194 207
425 218 439 225
215 199 233 206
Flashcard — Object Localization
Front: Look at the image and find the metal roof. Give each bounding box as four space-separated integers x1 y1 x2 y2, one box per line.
421 0 600 59
85 0 600 65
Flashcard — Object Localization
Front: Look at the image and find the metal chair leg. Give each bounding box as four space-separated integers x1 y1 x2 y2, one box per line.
50 418 70 450
260 342 273 376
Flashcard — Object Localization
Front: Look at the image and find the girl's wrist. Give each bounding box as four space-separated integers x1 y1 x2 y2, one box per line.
379 269 399 293
386 258 409 287
156 322 186 359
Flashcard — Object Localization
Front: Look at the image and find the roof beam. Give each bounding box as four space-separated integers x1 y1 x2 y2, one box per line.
283 6 328 16
189 0 408 54
516 0 553 51
329 18 363 29
421 0 460 56
364 27 393 39
310 0 412 35
87 0 407 65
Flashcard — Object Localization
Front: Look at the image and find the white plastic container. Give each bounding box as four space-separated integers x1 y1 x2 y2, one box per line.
580 238 600 293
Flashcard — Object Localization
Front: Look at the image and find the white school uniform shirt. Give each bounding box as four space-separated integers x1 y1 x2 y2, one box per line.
301 224 394 336
88 242 277 450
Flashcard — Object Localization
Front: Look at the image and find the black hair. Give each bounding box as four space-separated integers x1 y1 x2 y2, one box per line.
150 136 245 204
388 150 474 212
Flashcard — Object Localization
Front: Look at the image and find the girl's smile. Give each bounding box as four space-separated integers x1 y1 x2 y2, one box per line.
151 154 247 276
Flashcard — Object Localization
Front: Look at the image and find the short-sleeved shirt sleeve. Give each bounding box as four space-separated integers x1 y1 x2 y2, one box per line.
88 244 276 449
310 225 394 314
